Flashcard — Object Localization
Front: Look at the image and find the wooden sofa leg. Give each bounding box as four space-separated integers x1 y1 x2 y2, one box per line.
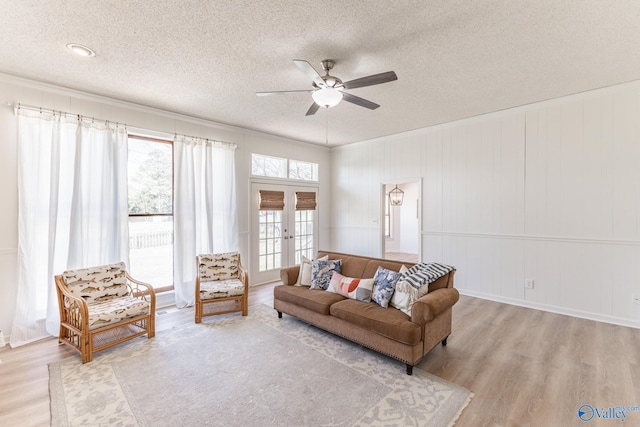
442 335 449 346
406 364 413 375
277 311 283 319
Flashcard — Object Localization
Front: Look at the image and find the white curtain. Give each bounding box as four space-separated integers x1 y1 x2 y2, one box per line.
173 136 238 308
11 109 129 347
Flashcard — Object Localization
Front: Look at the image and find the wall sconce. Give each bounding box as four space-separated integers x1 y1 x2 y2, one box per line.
388 184 404 206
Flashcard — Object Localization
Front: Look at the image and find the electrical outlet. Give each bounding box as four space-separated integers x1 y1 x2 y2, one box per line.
632 295 640 305
525 279 534 289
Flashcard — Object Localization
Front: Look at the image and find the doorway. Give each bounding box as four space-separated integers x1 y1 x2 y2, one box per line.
250 182 318 284
382 180 421 263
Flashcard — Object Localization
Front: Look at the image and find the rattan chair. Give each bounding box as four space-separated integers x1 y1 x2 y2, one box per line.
195 252 248 322
54 262 155 363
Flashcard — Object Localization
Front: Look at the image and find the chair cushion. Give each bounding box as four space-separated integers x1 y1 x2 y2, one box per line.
87 296 150 330
200 278 245 301
62 262 129 304
329 299 421 346
274 285 345 315
199 252 240 281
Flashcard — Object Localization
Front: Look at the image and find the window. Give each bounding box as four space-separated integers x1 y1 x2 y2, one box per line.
258 209 282 271
251 154 287 178
128 135 173 290
294 210 314 264
252 153 318 181
289 160 318 181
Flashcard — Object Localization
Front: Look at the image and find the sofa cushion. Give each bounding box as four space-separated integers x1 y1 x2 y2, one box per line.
295 255 328 287
326 272 374 302
329 299 421 346
310 259 342 290
390 262 455 315
318 252 369 278
362 260 407 279
274 285 346 315
372 266 402 308
315 251 410 279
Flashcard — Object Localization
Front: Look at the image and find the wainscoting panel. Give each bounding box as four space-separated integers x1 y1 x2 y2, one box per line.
333 79 640 328
423 231 640 327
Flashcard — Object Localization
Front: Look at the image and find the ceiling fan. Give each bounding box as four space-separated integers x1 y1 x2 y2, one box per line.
256 59 397 116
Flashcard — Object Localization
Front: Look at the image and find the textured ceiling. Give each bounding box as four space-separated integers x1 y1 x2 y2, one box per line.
1 1 639 146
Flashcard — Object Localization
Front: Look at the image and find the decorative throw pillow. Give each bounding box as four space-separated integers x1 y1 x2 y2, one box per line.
389 279 419 315
390 262 455 315
326 272 374 302
310 259 342 290
372 266 402 308
295 255 329 286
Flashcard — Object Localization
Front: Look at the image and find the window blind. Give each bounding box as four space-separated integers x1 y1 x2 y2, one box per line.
259 190 285 210
295 191 316 210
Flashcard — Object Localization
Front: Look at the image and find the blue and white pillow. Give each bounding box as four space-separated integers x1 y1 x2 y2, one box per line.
372 266 402 308
295 255 328 286
310 259 342 290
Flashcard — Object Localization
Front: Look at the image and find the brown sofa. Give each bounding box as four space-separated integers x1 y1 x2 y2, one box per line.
274 250 459 374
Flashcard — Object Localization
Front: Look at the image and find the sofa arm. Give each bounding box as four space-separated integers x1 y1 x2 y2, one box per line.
280 265 301 286
411 287 460 324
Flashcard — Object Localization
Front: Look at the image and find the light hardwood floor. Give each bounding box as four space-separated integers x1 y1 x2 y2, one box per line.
384 251 419 264
1 284 639 426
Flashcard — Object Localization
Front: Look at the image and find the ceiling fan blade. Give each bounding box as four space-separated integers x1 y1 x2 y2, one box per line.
342 92 380 110
342 71 398 90
256 90 311 96
305 102 321 116
294 60 325 87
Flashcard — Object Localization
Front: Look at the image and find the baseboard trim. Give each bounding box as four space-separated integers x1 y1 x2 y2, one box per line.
155 290 176 309
458 289 640 330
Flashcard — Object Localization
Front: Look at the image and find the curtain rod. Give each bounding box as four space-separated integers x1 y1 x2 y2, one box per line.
14 102 124 127
12 102 236 148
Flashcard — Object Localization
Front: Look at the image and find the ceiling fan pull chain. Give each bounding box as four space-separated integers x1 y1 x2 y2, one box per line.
325 108 329 145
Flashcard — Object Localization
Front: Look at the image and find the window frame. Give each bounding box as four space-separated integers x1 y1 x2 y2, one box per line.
251 153 319 182
385 193 392 238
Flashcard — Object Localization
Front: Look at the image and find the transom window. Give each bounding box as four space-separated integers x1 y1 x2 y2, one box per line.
252 153 318 181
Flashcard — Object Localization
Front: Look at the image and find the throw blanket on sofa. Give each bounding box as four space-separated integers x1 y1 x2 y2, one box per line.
390 262 455 316
400 262 455 290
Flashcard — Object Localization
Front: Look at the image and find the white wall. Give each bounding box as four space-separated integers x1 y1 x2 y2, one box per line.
331 80 640 328
0 74 331 341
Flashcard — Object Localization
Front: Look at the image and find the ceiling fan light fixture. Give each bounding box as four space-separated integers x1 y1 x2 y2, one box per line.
312 87 343 108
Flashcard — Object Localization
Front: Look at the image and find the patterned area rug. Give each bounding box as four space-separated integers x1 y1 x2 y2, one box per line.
49 304 473 426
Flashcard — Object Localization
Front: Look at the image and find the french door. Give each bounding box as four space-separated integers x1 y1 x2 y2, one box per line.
250 183 318 284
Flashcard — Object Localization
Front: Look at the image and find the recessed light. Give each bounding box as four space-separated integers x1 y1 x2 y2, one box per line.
66 43 96 57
